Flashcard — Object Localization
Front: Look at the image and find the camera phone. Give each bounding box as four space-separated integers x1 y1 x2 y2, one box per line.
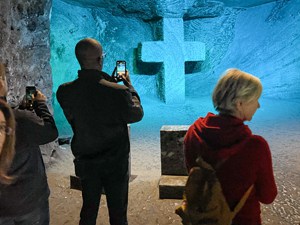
25 86 36 110
116 61 126 80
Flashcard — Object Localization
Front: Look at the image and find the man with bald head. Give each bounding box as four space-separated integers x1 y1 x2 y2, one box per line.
57 38 144 225
75 38 103 70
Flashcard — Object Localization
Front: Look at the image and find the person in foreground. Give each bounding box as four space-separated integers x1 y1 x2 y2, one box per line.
0 68 59 224
0 99 15 185
57 38 144 225
184 68 277 225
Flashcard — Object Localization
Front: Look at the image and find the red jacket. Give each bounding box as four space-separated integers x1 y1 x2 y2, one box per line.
184 113 277 225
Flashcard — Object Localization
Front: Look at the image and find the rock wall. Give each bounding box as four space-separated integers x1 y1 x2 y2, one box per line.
51 0 300 135
0 0 52 107
1 0 299 136
185 0 300 99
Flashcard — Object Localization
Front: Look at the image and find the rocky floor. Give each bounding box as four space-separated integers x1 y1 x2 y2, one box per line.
46 98 300 224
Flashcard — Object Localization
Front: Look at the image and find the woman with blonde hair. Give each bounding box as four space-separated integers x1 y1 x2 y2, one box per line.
184 68 277 224
0 99 15 184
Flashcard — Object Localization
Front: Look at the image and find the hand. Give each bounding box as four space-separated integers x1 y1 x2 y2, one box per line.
120 70 132 87
111 67 119 83
33 90 47 102
111 67 117 77
0 79 8 97
19 89 46 110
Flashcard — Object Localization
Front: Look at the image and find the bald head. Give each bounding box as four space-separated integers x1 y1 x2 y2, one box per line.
75 38 103 70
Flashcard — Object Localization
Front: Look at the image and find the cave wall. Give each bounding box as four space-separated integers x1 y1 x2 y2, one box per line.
51 0 300 102
0 0 52 107
1 0 299 136
51 0 300 135
51 0 156 135
185 0 300 99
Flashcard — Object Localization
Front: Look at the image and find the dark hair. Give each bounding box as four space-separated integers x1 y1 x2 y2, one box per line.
0 99 16 184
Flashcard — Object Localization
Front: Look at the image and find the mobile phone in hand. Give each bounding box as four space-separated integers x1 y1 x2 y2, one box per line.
25 86 36 110
116 60 126 82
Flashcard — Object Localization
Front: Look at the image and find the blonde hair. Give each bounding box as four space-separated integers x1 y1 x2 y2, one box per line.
0 100 16 185
212 68 262 115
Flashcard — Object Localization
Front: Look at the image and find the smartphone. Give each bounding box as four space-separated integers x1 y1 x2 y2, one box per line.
116 60 126 82
25 86 36 110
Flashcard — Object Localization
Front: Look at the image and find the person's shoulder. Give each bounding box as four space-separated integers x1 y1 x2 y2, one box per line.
58 81 75 90
57 80 77 97
99 71 114 81
99 79 129 92
247 135 270 151
249 135 268 145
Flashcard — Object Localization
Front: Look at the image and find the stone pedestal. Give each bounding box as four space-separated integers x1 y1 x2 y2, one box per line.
159 125 189 199
160 125 189 176
159 175 188 199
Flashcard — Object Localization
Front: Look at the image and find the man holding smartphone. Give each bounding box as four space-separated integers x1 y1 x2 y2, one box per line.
57 38 144 225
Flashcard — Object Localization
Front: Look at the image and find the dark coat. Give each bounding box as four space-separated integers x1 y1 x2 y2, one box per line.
56 69 144 170
0 101 58 217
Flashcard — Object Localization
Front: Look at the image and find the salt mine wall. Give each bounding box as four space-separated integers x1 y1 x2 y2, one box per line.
0 0 299 135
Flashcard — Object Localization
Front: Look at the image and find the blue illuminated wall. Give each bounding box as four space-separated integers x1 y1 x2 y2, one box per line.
51 0 300 135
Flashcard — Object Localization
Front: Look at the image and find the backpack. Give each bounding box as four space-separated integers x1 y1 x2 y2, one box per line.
175 157 253 225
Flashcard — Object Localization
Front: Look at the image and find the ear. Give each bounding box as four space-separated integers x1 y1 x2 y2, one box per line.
98 56 104 70
235 99 243 112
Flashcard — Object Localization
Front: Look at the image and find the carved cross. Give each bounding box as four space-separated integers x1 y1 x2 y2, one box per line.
138 18 205 104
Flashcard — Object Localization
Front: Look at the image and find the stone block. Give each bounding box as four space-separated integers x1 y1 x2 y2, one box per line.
160 125 189 176
159 175 188 199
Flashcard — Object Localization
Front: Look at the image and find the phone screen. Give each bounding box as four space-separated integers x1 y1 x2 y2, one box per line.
26 86 36 101
116 61 126 77
25 86 36 110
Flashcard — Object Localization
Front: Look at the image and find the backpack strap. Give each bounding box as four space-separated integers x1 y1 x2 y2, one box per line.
231 184 254 217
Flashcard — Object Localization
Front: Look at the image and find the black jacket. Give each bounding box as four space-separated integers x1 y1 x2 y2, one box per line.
0 101 58 217
56 69 143 168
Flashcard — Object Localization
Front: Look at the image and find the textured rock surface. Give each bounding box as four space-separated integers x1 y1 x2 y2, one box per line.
159 175 188 199
185 0 300 99
60 0 224 20
1 0 299 133
60 0 276 19
0 0 55 162
159 125 189 199
218 1 300 99
0 0 52 107
160 125 189 176
218 0 275 7
51 0 300 135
